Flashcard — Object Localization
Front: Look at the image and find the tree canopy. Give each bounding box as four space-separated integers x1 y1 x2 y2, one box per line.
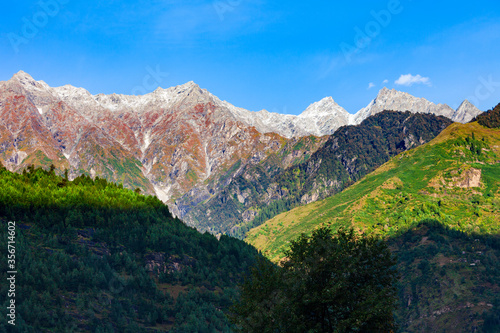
473 102 500 128
231 227 398 332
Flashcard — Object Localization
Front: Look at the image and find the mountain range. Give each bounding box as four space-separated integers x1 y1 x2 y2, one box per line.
0 71 483 234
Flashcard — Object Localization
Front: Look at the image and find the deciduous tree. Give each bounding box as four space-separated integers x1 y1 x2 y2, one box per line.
231 227 398 332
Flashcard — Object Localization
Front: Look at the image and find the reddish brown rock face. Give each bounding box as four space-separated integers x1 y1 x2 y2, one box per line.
0 72 153 191
0 71 323 231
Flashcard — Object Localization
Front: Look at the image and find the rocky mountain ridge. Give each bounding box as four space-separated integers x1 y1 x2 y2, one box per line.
0 71 327 224
44 70 482 139
224 87 482 138
7 71 482 140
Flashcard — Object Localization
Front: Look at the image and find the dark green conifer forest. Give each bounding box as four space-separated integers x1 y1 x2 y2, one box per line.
473 103 500 128
0 164 260 332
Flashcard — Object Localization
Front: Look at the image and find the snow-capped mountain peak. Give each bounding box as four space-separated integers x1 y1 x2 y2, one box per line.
12 70 36 82
351 87 469 124
12 70 51 93
291 97 351 136
54 84 94 100
298 97 347 118
454 99 482 123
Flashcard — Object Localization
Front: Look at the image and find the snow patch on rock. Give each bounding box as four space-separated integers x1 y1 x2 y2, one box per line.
141 130 152 154
154 184 172 203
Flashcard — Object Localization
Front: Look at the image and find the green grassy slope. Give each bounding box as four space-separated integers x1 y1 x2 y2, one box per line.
247 121 500 262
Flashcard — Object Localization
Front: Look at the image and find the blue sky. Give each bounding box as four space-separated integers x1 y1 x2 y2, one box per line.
1 0 500 114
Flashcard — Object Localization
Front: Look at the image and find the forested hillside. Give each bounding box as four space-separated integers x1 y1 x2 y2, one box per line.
391 220 500 332
0 164 261 332
473 102 500 128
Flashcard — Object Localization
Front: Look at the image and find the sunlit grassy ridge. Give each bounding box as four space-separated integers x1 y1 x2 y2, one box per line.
0 164 163 224
247 122 500 262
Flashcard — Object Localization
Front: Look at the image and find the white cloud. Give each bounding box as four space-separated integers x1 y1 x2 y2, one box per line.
382 79 388 84
395 74 431 87
368 82 375 89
